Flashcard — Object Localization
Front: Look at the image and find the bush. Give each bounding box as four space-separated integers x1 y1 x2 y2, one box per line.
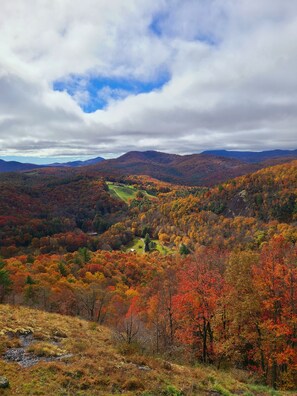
163 385 183 396
123 377 145 391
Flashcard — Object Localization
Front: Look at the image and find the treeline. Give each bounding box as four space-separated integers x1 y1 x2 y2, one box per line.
1 236 296 389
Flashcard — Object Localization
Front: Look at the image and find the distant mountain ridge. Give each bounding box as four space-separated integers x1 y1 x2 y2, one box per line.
0 156 105 173
48 156 105 168
0 159 44 173
1 149 297 186
202 149 297 163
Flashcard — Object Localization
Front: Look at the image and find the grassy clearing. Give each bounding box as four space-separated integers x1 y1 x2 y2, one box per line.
123 238 172 255
0 305 293 396
107 181 155 203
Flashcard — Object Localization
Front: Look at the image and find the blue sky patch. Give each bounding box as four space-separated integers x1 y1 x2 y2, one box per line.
149 12 167 37
195 33 219 47
53 74 170 113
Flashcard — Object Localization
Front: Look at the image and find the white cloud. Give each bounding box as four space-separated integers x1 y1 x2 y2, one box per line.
0 0 297 158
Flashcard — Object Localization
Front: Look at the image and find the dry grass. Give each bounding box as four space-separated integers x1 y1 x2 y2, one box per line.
0 304 293 396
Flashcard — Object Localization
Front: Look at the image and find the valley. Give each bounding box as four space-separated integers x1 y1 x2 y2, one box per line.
0 153 296 394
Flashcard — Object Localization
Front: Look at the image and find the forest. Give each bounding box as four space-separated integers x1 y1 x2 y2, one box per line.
0 160 297 391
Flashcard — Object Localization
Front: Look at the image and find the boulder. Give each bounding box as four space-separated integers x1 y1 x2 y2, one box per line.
0 376 9 388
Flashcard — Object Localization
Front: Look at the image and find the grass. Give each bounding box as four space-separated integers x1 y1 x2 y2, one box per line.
27 342 66 358
106 181 156 204
0 304 293 396
123 238 173 255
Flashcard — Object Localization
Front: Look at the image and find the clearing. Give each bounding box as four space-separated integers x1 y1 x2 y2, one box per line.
124 237 173 255
107 181 156 203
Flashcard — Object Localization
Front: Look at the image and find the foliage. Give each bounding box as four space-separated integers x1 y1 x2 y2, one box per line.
0 160 297 391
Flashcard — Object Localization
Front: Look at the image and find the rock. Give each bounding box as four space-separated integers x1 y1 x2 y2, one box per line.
138 365 151 371
0 376 9 389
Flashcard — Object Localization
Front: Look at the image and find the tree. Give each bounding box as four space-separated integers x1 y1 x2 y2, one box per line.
223 251 262 371
179 243 190 255
0 260 12 302
253 236 297 388
174 248 224 363
144 233 151 252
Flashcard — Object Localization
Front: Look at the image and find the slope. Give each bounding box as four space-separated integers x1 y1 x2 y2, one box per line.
0 304 287 396
91 151 260 186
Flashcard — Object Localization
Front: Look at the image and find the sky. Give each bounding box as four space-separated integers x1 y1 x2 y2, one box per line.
0 0 297 163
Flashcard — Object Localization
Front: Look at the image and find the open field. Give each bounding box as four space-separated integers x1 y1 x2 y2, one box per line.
123 237 173 255
107 181 156 203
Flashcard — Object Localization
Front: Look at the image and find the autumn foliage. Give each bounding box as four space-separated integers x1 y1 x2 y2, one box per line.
0 160 297 390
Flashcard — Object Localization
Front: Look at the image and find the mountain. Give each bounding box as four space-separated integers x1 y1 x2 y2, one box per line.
2 150 297 186
0 156 105 173
48 156 105 167
202 149 297 163
91 150 260 186
0 159 44 173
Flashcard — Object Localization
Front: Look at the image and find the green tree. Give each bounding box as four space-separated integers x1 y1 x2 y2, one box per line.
0 260 12 302
179 243 190 255
144 233 151 252
78 247 91 264
26 275 36 285
58 262 68 277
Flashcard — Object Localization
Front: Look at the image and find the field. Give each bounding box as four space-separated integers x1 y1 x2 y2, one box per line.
124 237 173 255
106 181 156 203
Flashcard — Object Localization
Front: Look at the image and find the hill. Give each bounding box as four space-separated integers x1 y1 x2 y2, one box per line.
91 151 260 186
0 171 126 257
202 149 297 163
198 160 297 222
0 304 288 395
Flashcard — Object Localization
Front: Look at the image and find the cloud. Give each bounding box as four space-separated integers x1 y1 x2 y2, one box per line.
0 0 297 158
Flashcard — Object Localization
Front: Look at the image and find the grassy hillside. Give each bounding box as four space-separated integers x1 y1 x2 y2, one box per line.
0 305 289 396
107 181 156 203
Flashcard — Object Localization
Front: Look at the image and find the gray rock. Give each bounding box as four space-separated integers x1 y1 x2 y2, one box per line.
138 365 151 371
0 376 9 389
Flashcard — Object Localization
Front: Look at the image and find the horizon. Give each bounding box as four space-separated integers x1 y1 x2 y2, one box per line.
1 147 297 165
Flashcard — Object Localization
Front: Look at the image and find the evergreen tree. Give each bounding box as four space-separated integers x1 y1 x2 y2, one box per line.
144 233 151 252
179 243 190 255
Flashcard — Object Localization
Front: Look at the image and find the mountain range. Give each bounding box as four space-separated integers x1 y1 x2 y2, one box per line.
1 149 297 186
90 149 297 186
202 149 297 163
0 156 104 173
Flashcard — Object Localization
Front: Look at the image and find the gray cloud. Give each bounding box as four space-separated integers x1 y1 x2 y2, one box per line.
0 0 297 158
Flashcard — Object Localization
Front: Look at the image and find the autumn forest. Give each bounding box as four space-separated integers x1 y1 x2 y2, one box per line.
0 155 297 393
